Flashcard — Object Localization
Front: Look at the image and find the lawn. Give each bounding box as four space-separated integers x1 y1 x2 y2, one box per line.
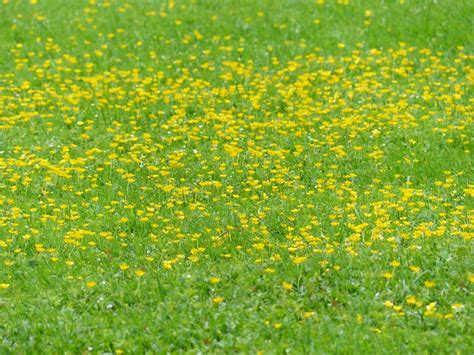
0 0 473 352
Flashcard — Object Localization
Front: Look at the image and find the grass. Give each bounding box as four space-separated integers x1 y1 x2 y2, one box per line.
0 0 473 352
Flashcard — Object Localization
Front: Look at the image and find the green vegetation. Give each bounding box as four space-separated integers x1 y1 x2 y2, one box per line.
0 0 472 352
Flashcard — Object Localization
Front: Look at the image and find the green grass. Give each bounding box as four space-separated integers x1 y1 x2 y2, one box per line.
0 0 473 352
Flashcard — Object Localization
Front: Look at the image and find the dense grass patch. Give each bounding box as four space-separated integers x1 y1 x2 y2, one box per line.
0 0 472 352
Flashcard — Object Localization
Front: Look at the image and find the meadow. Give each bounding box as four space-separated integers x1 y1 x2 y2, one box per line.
0 0 473 352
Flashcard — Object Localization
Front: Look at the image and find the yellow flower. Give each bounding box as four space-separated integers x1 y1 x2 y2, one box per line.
273 323 282 329
282 281 293 290
86 281 97 288
303 311 315 318
424 280 435 288
135 270 145 277
119 263 129 271
210 277 221 284
425 302 437 315
393 305 403 312
406 295 417 305
0 283 10 289
163 261 172 270
293 256 307 265
212 297 224 304
382 272 393 279
252 243 265 251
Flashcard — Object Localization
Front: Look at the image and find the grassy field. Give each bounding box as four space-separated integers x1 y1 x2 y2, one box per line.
0 0 473 352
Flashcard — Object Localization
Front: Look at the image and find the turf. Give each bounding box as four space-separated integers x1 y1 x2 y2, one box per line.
0 0 473 353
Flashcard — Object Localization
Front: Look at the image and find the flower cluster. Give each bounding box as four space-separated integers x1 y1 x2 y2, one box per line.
0 0 472 352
